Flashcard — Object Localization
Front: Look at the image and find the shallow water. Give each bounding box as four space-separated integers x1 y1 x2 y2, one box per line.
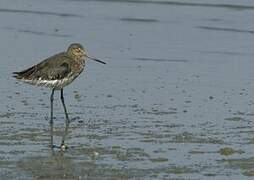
1 0 254 179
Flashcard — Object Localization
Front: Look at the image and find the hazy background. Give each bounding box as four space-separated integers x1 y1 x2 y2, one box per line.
1 0 254 179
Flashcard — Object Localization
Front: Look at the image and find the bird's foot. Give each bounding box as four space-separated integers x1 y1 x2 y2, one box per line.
60 143 69 151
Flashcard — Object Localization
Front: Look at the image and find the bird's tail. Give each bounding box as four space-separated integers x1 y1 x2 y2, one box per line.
13 66 36 80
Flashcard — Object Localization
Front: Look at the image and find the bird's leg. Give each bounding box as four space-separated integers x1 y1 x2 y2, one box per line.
61 89 70 123
50 89 55 149
50 89 55 124
60 88 70 150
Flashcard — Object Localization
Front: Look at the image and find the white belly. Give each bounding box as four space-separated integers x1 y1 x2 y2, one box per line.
21 74 78 90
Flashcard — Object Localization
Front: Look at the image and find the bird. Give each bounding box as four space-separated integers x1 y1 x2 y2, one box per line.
13 43 106 149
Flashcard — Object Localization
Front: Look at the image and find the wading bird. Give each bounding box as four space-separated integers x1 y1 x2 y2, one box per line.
13 43 106 149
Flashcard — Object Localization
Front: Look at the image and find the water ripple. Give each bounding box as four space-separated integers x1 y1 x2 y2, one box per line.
198 26 254 34
0 8 82 17
71 0 254 10
3 27 70 38
120 17 159 23
134 57 188 63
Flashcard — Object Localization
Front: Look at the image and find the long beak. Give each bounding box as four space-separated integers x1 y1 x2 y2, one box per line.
85 54 106 64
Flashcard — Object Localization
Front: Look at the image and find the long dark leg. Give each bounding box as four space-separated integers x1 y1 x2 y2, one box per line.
60 89 70 149
50 89 55 149
61 89 70 123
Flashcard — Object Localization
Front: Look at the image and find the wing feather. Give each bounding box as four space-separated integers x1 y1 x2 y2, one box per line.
13 52 72 81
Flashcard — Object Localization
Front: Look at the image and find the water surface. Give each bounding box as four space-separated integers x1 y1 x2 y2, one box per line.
1 0 254 179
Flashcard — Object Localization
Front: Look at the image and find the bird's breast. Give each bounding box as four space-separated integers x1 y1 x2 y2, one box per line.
73 60 85 72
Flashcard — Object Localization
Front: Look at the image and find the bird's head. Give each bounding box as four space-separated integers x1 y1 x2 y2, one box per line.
67 43 106 64
67 43 86 60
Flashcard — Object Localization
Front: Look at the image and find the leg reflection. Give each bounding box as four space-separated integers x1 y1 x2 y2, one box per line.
60 120 70 151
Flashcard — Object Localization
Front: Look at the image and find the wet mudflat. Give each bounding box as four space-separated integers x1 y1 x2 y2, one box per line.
1 0 254 179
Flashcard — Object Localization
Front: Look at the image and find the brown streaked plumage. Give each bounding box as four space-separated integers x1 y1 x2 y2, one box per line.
13 43 106 149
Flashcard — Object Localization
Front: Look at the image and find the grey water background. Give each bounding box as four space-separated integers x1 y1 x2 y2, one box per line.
1 0 254 179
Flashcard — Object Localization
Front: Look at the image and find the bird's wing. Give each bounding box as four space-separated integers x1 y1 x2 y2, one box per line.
13 52 72 81
39 61 71 80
